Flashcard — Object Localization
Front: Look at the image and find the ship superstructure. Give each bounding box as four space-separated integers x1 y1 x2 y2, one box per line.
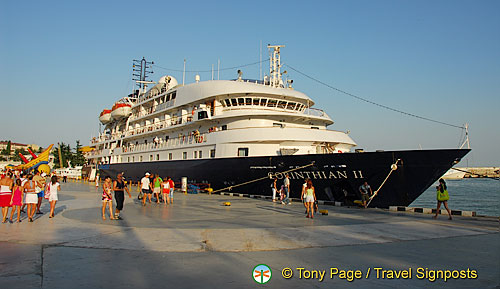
90 46 356 166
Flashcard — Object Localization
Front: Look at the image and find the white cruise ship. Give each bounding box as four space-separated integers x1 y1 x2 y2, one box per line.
87 45 470 208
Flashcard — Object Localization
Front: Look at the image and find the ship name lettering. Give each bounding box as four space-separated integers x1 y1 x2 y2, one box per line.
353 170 365 179
270 170 355 180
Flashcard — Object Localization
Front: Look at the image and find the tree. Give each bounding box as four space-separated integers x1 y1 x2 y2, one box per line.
72 140 86 166
1 140 11 155
51 143 72 168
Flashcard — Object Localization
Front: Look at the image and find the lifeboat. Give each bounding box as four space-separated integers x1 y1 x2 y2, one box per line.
99 109 112 124
111 103 132 120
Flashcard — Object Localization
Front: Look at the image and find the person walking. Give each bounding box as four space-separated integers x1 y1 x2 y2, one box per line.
359 181 373 208
304 180 316 218
433 178 452 220
161 177 170 205
153 174 163 204
0 172 14 223
141 172 153 206
167 177 175 204
101 176 115 220
271 178 278 202
9 178 23 222
46 175 60 218
33 170 46 215
113 173 131 219
301 178 310 213
23 174 38 222
282 173 291 205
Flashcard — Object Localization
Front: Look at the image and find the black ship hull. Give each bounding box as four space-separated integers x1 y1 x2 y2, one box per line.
98 149 470 208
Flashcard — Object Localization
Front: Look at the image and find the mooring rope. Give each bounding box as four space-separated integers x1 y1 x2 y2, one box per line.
366 159 401 207
211 162 316 194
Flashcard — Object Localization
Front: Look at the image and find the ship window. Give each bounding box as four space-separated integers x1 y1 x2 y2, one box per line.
210 149 215 158
198 111 208 120
166 94 171 101
171 92 176 99
296 104 303 111
156 154 160 161
278 101 287 109
253 98 259 105
224 99 231 107
260 99 267 106
231 99 237 106
168 153 172 160
127 157 130 162
194 151 198 158
267 99 277 107
245 98 252 105
140 156 143 162
311 126 319 129
238 148 249 157
132 156 135 162
150 155 153 161
221 125 227 131
287 102 296 110
183 152 187 159
237 98 244 105
199 151 202 158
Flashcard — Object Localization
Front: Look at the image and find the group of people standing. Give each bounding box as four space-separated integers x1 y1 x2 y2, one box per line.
140 172 175 206
0 169 60 223
99 172 176 220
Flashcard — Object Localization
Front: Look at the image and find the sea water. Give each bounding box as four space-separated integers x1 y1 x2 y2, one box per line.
410 178 500 217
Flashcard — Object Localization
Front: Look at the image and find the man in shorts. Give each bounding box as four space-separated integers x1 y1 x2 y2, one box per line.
359 181 373 208
152 174 163 204
141 172 152 206
33 170 46 214
113 173 131 219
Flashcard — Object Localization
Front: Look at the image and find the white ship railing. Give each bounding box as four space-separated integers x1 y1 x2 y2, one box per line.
121 133 208 154
130 99 175 121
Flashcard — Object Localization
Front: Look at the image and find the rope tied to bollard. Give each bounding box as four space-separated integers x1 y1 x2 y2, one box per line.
366 159 401 207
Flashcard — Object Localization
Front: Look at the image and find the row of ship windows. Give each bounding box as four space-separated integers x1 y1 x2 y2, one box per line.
221 98 306 111
126 148 249 162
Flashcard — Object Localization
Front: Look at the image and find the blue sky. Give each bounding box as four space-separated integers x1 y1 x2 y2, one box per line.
1 0 499 166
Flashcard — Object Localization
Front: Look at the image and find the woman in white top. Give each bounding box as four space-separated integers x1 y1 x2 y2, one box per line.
23 174 38 222
46 175 61 218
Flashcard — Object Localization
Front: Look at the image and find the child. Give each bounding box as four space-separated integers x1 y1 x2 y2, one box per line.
9 179 23 223
101 176 115 220
161 177 170 205
279 185 285 203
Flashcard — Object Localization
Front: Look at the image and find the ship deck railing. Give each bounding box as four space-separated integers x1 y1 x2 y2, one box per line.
121 133 208 154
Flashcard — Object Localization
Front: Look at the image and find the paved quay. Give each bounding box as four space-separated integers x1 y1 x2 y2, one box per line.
0 182 498 289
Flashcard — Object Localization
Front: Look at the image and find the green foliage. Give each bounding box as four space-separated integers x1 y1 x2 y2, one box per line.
51 140 86 168
12 148 29 162
1 140 11 155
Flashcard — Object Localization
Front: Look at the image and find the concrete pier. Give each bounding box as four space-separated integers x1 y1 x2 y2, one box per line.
0 182 498 288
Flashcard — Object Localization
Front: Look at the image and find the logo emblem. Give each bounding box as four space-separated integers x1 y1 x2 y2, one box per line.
253 264 272 284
